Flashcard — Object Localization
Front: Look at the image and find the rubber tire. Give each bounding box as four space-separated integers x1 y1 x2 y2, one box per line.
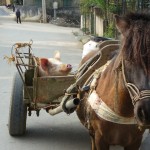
9 72 27 136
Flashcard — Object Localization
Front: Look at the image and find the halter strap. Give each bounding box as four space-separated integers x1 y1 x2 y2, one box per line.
122 59 150 105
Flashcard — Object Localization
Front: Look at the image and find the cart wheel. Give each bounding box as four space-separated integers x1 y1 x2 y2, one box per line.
9 72 27 136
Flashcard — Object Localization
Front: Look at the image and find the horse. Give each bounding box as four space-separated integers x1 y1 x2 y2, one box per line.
76 12 150 150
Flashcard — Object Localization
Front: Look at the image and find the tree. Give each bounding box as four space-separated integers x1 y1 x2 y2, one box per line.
13 0 23 5
80 0 96 14
80 0 150 37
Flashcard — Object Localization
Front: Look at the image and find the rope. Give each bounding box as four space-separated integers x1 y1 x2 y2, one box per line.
114 69 119 113
88 90 136 124
85 60 137 124
122 59 150 105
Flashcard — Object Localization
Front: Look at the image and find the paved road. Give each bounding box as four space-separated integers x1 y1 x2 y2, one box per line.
0 18 92 150
0 15 150 150
0 6 11 16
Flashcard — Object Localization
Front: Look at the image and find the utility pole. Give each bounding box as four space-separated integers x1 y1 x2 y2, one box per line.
42 0 47 23
53 1 58 20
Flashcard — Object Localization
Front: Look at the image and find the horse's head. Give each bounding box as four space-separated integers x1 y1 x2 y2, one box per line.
115 12 150 127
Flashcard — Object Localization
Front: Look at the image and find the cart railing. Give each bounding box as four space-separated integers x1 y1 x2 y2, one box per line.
10 40 38 105
9 40 36 83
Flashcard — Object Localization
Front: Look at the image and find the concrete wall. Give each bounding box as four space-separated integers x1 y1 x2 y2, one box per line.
6 0 10 5
23 0 34 6
0 0 10 5
15 5 42 22
0 0 5 5
95 15 103 36
17 0 42 22
80 15 90 31
80 13 104 36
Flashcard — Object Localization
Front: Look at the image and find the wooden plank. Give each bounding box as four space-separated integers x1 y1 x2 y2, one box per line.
33 75 75 103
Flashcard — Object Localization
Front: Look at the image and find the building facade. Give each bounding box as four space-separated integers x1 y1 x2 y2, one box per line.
0 0 10 5
14 0 80 25
23 0 41 6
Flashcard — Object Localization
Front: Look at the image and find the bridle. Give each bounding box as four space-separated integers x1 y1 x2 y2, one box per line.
122 59 150 106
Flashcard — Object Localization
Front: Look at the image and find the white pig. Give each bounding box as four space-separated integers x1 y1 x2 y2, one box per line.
37 51 72 76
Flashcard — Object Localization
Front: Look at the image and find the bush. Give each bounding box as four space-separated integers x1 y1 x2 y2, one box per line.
104 22 114 38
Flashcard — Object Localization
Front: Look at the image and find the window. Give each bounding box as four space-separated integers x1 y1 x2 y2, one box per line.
63 0 72 7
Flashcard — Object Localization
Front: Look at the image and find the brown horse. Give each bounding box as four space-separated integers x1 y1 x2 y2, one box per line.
76 12 150 150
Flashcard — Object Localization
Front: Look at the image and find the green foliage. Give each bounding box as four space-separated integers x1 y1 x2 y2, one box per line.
81 27 90 34
80 0 96 14
104 22 114 38
94 0 106 12
80 0 108 18
13 0 23 5
94 0 106 18
108 3 121 14
10 0 14 4
80 0 149 38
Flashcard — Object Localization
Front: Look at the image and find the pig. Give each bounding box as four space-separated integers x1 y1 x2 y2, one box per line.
37 51 72 77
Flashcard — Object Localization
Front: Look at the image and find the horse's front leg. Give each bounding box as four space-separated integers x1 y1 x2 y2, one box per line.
90 134 96 150
91 129 109 150
89 129 100 150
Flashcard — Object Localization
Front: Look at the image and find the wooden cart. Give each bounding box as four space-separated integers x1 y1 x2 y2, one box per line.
8 41 78 136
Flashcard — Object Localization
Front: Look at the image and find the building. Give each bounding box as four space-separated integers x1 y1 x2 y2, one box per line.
0 0 10 5
21 0 80 24
23 0 79 10
23 0 41 6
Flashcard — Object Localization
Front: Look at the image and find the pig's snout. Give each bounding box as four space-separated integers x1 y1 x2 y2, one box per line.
67 64 72 69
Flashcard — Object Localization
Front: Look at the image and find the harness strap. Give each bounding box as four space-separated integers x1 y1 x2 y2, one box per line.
86 60 137 124
122 59 150 105
88 90 136 124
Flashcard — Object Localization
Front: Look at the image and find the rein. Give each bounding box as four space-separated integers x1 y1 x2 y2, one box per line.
121 59 150 105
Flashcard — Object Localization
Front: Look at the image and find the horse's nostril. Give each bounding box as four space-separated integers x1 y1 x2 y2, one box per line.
138 108 146 121
137 107 150 123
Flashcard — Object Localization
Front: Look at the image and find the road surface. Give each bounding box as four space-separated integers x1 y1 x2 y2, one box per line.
0 8 150 150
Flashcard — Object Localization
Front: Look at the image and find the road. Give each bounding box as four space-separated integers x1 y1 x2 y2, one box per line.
0 13 150 150
0 17 92 150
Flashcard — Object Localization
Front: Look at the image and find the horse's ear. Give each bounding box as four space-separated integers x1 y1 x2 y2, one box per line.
114 14 130 34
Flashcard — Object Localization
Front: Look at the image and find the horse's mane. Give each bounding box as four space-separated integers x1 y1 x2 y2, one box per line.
122 12 150 73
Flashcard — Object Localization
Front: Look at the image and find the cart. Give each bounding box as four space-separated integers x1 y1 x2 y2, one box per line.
8 41 80 136
7 40 120 136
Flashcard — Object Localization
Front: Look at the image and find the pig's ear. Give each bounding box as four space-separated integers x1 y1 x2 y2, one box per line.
40 58 50 71
54 51 61 60
114 14 130 34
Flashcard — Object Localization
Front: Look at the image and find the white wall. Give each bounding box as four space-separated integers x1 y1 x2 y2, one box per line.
80 15 83 29
6 0 10 5
80 11 104 36
95 15 103 36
